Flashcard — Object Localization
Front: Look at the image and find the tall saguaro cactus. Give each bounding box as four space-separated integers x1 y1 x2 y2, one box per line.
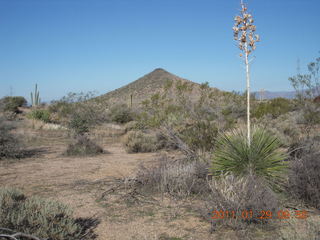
233 0 260 146
31 84 41 107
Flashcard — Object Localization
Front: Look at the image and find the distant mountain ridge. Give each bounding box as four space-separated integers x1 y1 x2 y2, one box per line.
98 68 217 105
98 68 300 105
253 90 296 100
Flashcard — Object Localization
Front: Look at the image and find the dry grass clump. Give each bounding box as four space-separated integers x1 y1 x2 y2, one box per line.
0 187 98 240
135 155 209 198
123 130 167 153
64 135 104 156
204 174 279 231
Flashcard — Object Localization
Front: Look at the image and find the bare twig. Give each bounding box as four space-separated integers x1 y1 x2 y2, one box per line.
160 124 199 160
0 228 44 240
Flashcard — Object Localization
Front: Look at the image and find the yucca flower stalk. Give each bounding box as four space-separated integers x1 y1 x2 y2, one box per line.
211 127 288 189
233 0 260 146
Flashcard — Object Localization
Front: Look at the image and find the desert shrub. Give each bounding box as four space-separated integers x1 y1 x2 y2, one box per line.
123 130 164 153
211 127 288 189
124 120 145 132
179 120 218 152
109 104 134 124
68 113 90 135
9 96 27 107
64 135 104 156
288 150 320 209
256 112 301 148
0 187 96 240
277 217 320 240
204 174 279 231
0 119 23 160
135 155 209 198
49 92 108 125
0 96 27 114
48 100 73 122
252 98 294 119
28 109 51 123
2 99 19 113
298 102 320 135
137 81 246 155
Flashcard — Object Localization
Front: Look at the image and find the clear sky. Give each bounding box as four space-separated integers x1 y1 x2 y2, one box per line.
0 0 319 102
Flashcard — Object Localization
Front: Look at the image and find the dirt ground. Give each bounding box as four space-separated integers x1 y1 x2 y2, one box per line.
0 119 217 240
1 118 319 240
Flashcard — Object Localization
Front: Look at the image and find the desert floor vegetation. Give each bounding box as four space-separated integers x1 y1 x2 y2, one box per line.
0 2 320 238
0 71 320 239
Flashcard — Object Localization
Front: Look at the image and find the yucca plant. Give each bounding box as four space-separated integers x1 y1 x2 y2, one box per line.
233 0 260 146
211 127 288 189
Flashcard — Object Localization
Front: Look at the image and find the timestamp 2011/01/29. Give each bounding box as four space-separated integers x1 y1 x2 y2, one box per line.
211 209 308 220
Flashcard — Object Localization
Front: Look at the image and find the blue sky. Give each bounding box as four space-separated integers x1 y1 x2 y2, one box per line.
0 0 319 102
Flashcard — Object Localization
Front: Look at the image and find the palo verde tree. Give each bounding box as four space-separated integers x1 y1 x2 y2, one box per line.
233 0 260 145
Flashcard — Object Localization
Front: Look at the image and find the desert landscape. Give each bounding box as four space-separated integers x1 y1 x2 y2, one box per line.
0 0 320 239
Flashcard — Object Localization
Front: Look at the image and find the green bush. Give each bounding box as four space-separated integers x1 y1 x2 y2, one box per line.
109 104 134 124
0 187 96 240
48 92 108 125
65 135 104 156
28 109 51 123
252 98 294 119
179 120 218 152
68 113 90 136
9 96 27 107
48 101 73 118
0 96 27 113
211 127 288 189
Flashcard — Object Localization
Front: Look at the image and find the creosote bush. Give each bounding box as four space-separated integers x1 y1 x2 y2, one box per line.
109 104 134 124
64 135 104 156
27 109 51 123
0 96 27 114
68 113 90 135
179 120 218 153
48 92 108 126
0 187 97 240
252 97 294 119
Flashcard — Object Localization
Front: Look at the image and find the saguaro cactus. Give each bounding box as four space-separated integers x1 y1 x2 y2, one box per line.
233 0 260 146
31 84 41 107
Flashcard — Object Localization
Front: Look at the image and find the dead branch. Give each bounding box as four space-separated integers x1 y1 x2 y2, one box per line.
0 228 45 240
160 124 199 160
